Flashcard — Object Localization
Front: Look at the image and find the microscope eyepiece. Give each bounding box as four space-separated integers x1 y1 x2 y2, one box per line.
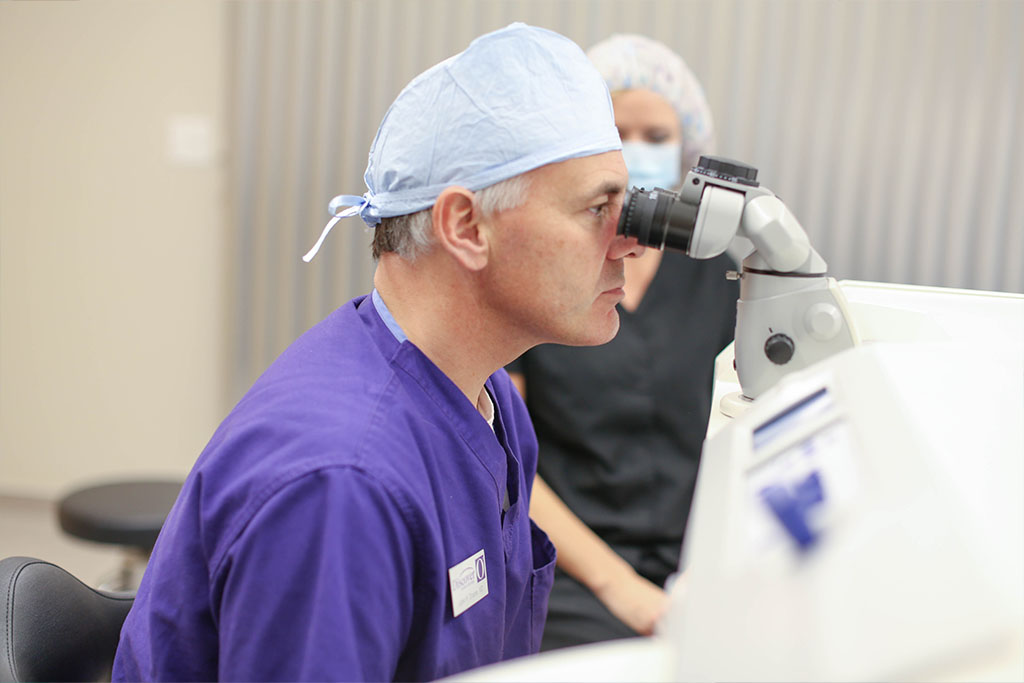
616 157 762 253
617 186 699 252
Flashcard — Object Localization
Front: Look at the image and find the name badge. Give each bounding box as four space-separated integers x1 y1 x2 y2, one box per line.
448 549 488 617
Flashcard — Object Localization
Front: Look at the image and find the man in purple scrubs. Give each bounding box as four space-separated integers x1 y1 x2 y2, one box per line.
114 22 644 681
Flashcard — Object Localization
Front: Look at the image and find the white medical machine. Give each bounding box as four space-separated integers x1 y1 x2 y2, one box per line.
673 306 1023 682
449 159 1023 682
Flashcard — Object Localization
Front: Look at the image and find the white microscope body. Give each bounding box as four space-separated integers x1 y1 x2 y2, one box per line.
636 156 860 400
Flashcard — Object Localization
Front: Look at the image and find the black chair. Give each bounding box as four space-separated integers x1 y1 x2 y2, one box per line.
57 479 182 591
0 556 133 683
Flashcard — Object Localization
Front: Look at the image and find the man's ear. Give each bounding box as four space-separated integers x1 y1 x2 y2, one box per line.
432 186 489 271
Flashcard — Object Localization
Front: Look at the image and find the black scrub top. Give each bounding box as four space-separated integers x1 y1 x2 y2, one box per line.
508 250 738 584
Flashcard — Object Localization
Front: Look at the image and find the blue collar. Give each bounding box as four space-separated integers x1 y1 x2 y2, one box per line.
371 288 408 343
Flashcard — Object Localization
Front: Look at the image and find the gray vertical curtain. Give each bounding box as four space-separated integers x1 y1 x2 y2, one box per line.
227 0 1024 399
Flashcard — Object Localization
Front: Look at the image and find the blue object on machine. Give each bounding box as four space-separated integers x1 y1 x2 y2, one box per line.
758 470 825 551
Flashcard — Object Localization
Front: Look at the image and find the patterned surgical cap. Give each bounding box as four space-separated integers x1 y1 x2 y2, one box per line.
587 34 714 171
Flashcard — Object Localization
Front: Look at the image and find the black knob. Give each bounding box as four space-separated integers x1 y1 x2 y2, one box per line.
764 333 795 365
695 155 759 187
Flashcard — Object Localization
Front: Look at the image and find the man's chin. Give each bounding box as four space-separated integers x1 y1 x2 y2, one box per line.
562 311 621 347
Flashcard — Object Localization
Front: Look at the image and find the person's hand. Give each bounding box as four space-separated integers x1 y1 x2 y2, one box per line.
592 569 669 636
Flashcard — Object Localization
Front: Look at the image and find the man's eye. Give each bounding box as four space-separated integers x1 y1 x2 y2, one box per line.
589 204 609 218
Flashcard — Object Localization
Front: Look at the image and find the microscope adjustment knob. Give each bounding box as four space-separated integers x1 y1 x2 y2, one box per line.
804 302 843 341
764 333 795 365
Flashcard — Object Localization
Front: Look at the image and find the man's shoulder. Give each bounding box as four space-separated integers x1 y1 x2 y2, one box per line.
196 298 432 498
208 328 429 475
193 349 439 577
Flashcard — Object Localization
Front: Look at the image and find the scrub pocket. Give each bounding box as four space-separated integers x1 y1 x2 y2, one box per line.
528 519 556 653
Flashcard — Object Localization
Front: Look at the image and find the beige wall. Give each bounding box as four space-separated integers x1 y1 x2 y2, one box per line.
0 1 227 498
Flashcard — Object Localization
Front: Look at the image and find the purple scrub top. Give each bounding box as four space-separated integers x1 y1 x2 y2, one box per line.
113 294 556 681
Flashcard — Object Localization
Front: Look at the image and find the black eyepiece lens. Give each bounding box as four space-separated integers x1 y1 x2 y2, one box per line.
617 187 696 253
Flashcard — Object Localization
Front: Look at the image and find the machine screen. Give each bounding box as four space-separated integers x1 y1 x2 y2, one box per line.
746 390 858 555
753 387 833 452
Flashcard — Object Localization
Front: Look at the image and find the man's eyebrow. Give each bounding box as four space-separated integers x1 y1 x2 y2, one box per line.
589 181 626 199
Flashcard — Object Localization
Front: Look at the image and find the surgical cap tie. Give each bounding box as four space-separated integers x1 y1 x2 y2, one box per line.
302 193 373 263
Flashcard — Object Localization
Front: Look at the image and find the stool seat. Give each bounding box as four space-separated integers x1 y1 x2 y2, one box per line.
58 480 182 552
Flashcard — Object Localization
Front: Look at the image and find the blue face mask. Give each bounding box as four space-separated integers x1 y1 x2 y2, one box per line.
621 141 683 191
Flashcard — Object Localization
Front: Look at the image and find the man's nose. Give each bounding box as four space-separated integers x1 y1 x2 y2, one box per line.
608 232 646 260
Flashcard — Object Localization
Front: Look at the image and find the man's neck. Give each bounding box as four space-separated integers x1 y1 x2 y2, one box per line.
373 257 524 414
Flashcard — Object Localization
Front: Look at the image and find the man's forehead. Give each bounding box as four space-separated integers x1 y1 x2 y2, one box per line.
532 152 627 191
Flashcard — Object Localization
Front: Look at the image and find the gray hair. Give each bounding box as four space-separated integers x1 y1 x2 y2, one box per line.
372 174 531 261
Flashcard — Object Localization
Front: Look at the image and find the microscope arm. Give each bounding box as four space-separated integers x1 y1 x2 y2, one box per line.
742 195 823 274
689 185 825 275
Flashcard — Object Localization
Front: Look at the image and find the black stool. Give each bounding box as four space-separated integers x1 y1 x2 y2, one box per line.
57 479 182 591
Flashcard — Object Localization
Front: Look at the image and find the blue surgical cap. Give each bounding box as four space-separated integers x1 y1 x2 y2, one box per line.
304 22 622 262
